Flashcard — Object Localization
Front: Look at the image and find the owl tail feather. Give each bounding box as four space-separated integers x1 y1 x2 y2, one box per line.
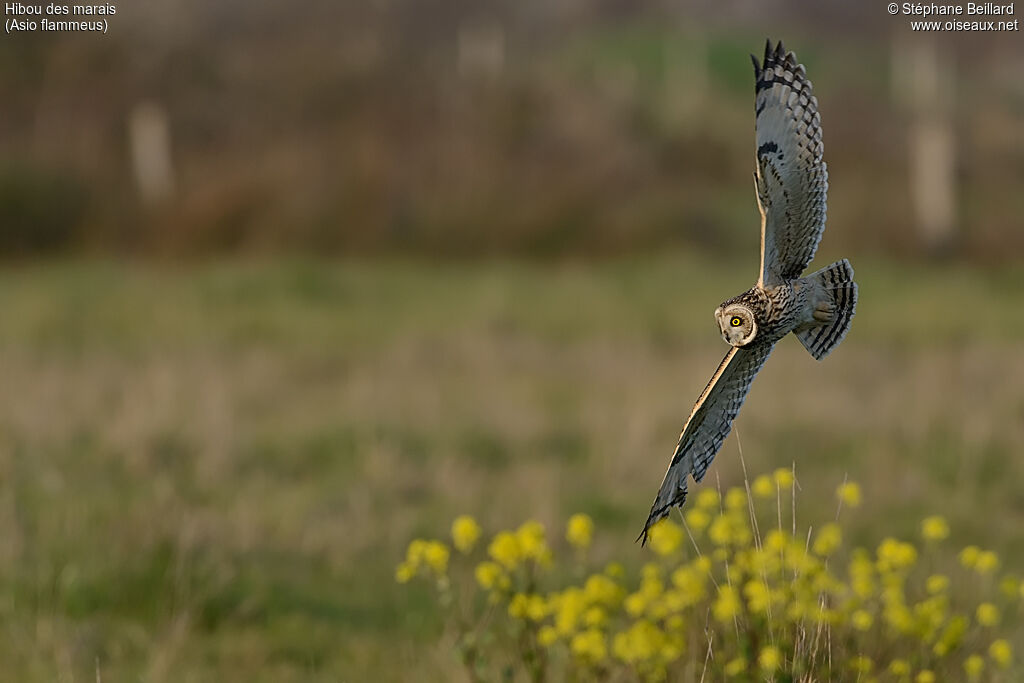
795 259 858 361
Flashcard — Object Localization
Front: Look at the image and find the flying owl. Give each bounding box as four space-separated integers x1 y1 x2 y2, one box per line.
639 40 858 544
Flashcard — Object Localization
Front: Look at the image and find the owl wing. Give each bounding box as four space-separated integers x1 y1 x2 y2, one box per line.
753 40 828 287
639 342 776 544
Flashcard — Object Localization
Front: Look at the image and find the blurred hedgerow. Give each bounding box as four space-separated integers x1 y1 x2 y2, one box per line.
396 472 1019 682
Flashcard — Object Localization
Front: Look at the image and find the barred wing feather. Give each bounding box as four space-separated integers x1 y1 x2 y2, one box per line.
753 40 829 287
639 343 775 544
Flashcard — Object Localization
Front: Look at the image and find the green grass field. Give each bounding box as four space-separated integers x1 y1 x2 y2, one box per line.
0 255 1021 681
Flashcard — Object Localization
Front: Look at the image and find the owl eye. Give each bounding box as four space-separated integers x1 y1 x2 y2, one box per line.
730 316 742 327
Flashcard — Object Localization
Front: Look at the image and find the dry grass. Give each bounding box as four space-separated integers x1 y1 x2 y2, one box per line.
0 256 1020 681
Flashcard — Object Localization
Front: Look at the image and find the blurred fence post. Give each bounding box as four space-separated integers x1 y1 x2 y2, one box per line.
128 101 176 206
894 37 957 255
457 20 505 80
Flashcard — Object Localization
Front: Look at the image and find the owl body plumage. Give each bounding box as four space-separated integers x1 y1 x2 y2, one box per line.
639 41 858 543
719 284 801 344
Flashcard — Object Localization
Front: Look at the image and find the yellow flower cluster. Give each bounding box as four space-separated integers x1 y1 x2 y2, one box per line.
566 513 594 549
487 520 552 571
395 538 449 583
397 477 1021 682
451 515 481 554
921 515 949 542
836 481 862 507
960 545 1001 574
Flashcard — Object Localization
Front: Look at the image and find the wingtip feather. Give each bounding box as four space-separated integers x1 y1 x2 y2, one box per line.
761 39 802 72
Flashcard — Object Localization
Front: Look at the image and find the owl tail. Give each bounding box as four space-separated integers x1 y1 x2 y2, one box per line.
795 259 858 360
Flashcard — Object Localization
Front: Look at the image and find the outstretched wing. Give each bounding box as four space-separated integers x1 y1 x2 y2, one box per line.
639 343 775 544
753 40 828 287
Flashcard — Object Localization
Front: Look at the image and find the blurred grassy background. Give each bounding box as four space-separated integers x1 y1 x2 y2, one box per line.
0 0 1022 680
0 258 1022 680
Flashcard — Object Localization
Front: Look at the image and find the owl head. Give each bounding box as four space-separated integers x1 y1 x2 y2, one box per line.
715 303 757 347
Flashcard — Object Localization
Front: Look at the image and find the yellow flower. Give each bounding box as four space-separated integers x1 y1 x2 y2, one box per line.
475 561 506 591
709 515 732 546
553 587 586 635
713 585 741 623
684 508 710 532
508 593 530 619
934 615 967 654
451 515 482 553
583 606 607 628
773 467 794 488
724 657 747 675
395 562 414 583
812 522 842 556
976 602 1000 626
725 487 747 510
888 659 910 676
566 513 594 550
570 628 607 663
998 574 1019 598
989 639 1012 668
624 591 647 618
758 645 782 672
920 515 949 542
849 655 872 673
423 541 450 575
915 671 935 683
503 591 540 620
752 474 774 498
647 519 684 556
913 596 947 639
785 599 809 622
708 512 751 548
836 481 861 507
399 539 450 579
925 574 949 594
695 489 720 510
583 574 623 608
660 638 683 663
876 538 917 573
747 548 780 576
884 602 914 634
671 566 706 606
515 521 549 563
743 579 775 615
527 595 548 621
849 548 876 598
404 539 427 568
538 625 558 646
612 619 666 665
959 545 980 568
604 562 625 579
964 655 984 679
974 550 999 574
640 564 658 584
764 529 788 552
851 609 873 631
488 531 521 570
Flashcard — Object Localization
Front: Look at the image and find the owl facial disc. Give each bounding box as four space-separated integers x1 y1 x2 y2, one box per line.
716 304 757 347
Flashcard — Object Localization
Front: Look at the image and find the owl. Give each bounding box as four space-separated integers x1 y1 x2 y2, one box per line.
639 40 858 544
